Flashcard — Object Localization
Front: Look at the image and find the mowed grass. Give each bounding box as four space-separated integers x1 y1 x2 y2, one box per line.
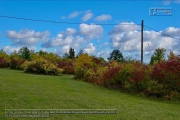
0 69 180 120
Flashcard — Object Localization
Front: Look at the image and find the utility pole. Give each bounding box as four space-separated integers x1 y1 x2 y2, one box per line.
141 20 144 64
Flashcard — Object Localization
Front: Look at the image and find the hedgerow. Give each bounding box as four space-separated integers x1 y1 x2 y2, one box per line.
22 57 61 75
0 47 179 100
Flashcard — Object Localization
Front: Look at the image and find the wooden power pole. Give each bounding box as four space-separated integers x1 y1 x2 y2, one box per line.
141 20 144 64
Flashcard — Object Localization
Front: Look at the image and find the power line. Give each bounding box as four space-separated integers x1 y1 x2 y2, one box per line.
0 15 141 26
3 0 178 1
144 25 180 40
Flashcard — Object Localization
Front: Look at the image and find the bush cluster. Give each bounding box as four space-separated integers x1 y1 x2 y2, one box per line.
57 59 75 74
23 57 61 75
0 52 10 68
74 54 180 100
10 53 25 70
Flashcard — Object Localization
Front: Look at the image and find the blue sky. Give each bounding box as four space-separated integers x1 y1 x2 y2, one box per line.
0 0 180 63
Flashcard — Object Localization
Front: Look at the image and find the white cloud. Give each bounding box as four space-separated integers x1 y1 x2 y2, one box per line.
71 36 85 49
2 46 21 54
81 10 93 21
68 11 82 18
42 33 73 48
109 22 140 35
161 27 180 37
62 45 70 53
79 24 103 39
109 22 141 51
54 45 70 56
97 49 111 60
83 43 96 54
53 36 86 56
7 29 50 47
94 14 112 21
61 28 76 35
109 22 180 62
42 28 76 48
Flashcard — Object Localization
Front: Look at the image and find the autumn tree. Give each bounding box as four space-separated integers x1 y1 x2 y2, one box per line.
150 48 166 65
168 50 177 60
0 49 10 68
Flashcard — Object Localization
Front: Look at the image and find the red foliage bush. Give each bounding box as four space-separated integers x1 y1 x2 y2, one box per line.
102 65 122 87
151 57 180 92
0 58 9 68
130 62 151 83
57 59 75 74
10 59 24 70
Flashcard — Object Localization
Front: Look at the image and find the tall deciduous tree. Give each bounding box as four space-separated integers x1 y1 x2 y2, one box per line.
108 49 124 62
150 48 166 65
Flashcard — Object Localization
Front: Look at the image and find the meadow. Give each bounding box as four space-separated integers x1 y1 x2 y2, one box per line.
0 69 180 120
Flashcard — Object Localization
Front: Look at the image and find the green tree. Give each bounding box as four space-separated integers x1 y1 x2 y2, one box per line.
69 48 75 59
38 50 48 56
63 47 75 59
108 49 124 62
18 47 31 60
150 48 166 65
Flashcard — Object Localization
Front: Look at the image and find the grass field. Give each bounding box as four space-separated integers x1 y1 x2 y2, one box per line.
0 68 180 120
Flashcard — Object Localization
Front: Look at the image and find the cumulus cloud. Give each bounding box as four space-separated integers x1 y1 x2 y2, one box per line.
42 33 73 48
161 27 180 37
62 28 76 35
109 22 140 35
68 11 82 18
97 49 111 60
2 46 21 54
42 28 76 48
79 24 103 39
54 36 85 56
54 45 70 56
71 36 85 49
109 22 141 51
81 10 93 21
94 14 112 21
7 29 50 47
83 43 96 54
109 22 180 62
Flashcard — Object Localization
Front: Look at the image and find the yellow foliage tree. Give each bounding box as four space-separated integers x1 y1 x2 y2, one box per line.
75 53 93 79
75 53 92 70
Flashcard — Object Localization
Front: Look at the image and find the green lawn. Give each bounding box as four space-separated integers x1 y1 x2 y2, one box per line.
0 69 180 120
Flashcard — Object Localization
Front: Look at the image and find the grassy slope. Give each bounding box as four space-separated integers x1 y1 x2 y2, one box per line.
0 69 180 120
